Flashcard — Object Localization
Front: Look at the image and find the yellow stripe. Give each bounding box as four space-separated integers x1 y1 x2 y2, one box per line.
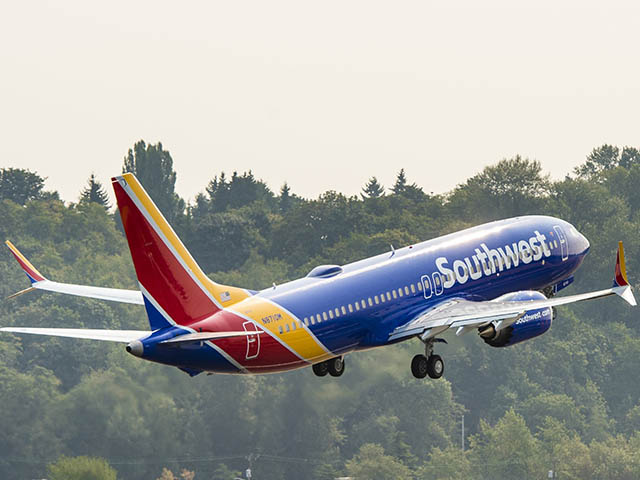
5 241 45 279
229 297 332 363
619 241 628 283
122 174 251 307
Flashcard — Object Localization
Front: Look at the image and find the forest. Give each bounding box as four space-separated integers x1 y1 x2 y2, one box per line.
1 142 640 480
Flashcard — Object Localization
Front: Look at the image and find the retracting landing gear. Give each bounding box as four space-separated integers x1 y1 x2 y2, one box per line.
411 338 445 379
312 356 345 377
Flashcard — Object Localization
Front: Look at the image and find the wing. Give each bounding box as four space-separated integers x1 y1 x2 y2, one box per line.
0 327 150 342
389 242 636 342
5 241 144 305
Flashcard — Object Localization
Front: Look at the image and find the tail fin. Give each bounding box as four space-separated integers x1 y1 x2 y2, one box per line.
613 241 636 306
112 173 251 330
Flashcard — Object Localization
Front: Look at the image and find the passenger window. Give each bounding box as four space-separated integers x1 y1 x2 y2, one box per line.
329 310 334 319
380 294 385 303
322 312 328 321
368 298 373 306
404 286 410 295
410 284 416 294
392 290 398 299
335 308 340 317
292 322 297 331
348 304 353 313
386 292 392 301
417 282 423 291
341 306 347 315
398 288 404 297
374 295 379 304
311 316 316 325
355 302 360 311
285 324 290 333
361 300 366 309
278 325 283 334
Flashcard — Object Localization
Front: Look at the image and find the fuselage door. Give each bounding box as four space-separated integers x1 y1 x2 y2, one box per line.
553 225 569 261
432 272 444 296
421 275 433 299
243 321 260 360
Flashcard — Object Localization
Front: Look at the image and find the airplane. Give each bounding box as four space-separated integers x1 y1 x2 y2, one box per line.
1 173 636 379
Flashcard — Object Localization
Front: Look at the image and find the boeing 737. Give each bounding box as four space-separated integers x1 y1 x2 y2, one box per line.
1 173 636 378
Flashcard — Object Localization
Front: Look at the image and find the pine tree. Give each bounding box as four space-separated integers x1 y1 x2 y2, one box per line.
279 182 292 212
361 177 385 199
392 168 408 194
79 174 111 209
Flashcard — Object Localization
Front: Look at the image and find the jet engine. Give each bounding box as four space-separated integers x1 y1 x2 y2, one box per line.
479 291 553 347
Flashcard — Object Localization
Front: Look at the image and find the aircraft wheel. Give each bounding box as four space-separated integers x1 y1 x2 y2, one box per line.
427 354 444 379
411 354 428 379
328 357 345 377
312 361 329 377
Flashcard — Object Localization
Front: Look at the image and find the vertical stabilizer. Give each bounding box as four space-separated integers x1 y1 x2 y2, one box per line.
112 173 250 329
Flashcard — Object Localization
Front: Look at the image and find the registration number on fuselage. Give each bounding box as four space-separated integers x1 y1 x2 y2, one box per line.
261 313 283 324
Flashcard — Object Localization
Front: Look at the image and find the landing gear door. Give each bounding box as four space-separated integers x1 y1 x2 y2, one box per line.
243 321 260 360
553 226 569 261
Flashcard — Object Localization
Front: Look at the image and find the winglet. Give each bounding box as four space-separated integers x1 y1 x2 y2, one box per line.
613 242 636 306
5 241 46 284
614 241 629 287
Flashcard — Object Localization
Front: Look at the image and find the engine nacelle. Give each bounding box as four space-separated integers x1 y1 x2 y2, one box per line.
479 290 553 348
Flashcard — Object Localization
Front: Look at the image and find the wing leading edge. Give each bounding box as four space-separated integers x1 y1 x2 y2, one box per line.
389 242 636 342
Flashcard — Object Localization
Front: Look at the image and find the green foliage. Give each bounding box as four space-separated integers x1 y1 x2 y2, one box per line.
0 168 45 204
345 443 414 480
80 174 111 209
47 455 117 480
361 176 385 198
122 140 185 222
1 143 640 479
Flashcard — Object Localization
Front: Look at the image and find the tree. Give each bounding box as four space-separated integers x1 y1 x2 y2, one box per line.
361 177 385 199
391 168 408 194
47 455 117 480
419 446 471 480
279 182 292 213
80 174 111 209
345 443 413 480
391 168 425 201
448 156 550 221
469 409 545 479
0 168 45 204
122 140 184 222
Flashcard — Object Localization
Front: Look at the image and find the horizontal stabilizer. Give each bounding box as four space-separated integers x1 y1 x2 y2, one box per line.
0 327 150 343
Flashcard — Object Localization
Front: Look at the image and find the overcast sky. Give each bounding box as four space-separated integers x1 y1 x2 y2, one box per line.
1 0 638 203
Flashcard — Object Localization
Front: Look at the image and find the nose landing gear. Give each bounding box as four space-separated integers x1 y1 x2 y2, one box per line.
411 338 445 379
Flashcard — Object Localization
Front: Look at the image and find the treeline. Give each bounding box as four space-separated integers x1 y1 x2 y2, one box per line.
0 142 639 479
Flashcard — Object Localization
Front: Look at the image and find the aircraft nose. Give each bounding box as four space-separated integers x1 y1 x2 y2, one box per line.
577 230 590 253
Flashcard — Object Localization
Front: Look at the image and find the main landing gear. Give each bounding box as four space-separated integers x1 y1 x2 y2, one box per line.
411 338 445 379
312 357 345 377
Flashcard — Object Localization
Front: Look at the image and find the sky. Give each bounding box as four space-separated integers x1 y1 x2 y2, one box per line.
1 0 638 203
